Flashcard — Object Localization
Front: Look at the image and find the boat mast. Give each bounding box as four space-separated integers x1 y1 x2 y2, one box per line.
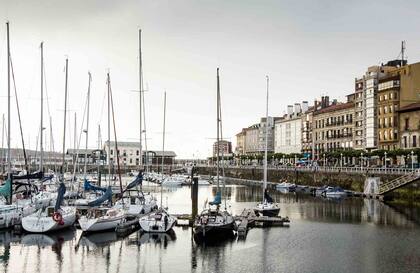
161 91 166 208
6 22 11 186
84 72 91 179
107 73 111 184
138 29 143 170
216 68 220 191
62 58 69 175
40 42 44 173
1 114 4 174
263 75 269 199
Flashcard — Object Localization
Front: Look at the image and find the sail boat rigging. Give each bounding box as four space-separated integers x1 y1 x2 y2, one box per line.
138 91 176 233
253 75 279 217
193 68 235 239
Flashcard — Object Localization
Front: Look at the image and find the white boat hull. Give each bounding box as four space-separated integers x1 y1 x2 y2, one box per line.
139 211 176 233
22 207 76 233
79 214 124 232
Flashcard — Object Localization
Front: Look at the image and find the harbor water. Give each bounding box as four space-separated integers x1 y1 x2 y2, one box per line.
1 180 420 273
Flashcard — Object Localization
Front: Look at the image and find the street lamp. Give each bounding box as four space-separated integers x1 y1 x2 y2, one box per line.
340 153 343 169
360 152 364 171
384 151 387 171
323 153 326 167
411 150 414 171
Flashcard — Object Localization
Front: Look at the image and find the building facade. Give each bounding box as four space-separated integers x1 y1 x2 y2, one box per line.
398 103 420 149
235 130 246 155
274 103 308 154
313 96 355 158
377 75 400 150
103 141 176 166
301 106 314 159
213 140 232 157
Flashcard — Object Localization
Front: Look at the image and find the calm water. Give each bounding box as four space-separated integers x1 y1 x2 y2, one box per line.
1 181 420 273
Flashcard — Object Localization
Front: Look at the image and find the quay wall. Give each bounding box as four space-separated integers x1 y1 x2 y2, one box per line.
196 166 420 198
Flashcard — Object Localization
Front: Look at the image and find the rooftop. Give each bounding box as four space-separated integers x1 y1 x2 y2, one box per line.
398 102 420 113
314 102 354 115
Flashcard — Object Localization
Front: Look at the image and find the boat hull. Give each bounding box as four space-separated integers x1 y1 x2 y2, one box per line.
78 215 124 232
22 208 76 233
253 207 280 217
139 212 176 233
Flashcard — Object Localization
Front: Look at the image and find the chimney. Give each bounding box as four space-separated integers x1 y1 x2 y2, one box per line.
324 96 330 107
287 105 293 116
302 101 308 113
294 103 301 114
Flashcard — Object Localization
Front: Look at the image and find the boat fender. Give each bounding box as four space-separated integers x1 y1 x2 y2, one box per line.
201 217 208 225
52 212 63 223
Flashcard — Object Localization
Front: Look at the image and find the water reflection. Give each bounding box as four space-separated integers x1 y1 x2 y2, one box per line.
0 184 419 273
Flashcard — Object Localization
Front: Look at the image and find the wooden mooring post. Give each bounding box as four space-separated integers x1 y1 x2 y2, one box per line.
191 167 198 222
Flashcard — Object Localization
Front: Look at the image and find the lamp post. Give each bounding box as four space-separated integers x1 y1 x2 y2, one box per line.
384 151 387 172
323 153 326 167
282 155 285 166
340 153 343 169
360 152 364 171
411 150 414 171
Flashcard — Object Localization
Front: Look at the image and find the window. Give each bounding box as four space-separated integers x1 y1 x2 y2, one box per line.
404 136 408 148
136 150 139 156
413 135 417 148
405 118 410 130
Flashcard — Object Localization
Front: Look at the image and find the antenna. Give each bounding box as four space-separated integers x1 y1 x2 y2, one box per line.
401 40 406 66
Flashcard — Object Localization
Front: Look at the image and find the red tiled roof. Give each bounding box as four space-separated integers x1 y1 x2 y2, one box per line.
314 102 354 115
398 103 420 113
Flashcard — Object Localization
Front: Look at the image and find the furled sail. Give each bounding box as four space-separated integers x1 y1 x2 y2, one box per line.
54 183 66 211
12 171 43 180
209 191 221 206
125 173 143 191
84 179 106 192
264 189 274 203
88 186 112 207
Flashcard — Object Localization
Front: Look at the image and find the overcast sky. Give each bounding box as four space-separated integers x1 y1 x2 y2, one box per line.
0 0 420 159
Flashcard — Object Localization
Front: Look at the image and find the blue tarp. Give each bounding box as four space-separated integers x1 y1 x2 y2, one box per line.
54 183 66 211
84 179 106 192
209 191 221 206
88 186 113 207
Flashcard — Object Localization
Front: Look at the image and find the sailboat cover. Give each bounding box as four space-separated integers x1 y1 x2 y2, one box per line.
84 179 106 192
54 183 66 211
209 191 222 206
12 171 44 181
88 186 113 207
125 173 143 191
264 189 274 203
0 179 12 198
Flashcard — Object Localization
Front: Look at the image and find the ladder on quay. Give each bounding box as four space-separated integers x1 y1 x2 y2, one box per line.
379 170 420 195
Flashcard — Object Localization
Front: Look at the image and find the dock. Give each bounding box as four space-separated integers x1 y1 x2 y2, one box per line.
234 209 290 238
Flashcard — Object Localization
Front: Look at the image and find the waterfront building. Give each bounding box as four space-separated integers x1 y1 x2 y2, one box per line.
235 129 246 155
238 117 277 155
398 103 420 149
274 103 307 155
213 140 232 157
313 96 355 159
103 141 176 166
301 105 314 159
377 74 400 150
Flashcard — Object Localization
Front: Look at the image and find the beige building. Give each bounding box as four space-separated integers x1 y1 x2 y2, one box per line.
235 129 246 155
398 103 420 149
301 106 314 158
377 74 400 150
313 96 355 159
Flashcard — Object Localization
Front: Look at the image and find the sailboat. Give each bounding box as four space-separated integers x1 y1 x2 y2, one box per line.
22 183 76 233
139 92 176 233
114 29 157 216
78 72 126 233
21 56 77 233
193 68 235 239
253 76 280 217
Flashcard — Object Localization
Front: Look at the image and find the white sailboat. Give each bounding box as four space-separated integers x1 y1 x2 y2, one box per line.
193 68 235 239
78 72 125 233
139 91 176 233
254 76 280 217
21 56 76 233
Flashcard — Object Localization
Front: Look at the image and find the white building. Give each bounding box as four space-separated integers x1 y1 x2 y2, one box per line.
274 103 304 154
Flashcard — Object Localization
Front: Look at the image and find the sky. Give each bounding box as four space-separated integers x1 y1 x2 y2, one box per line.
0 0 420 159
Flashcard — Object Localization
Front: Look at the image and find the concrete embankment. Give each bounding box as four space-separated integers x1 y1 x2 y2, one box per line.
197 166 420 200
